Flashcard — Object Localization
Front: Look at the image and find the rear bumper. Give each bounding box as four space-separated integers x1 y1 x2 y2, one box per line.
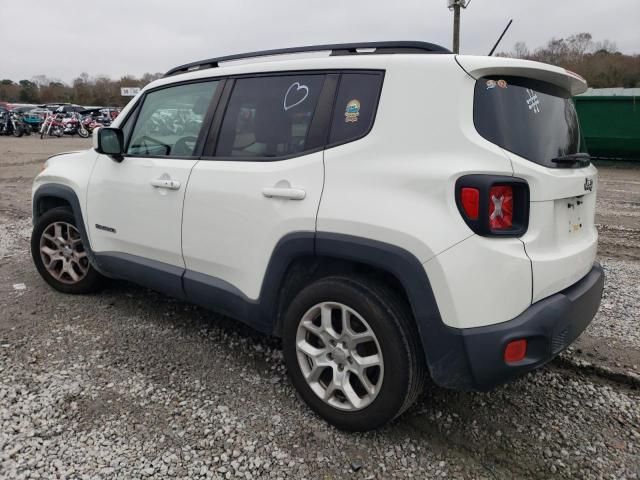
429 262 604 391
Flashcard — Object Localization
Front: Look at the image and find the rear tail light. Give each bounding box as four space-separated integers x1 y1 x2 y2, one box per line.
488 185 513 230
460 188 480 220
455 175 529 237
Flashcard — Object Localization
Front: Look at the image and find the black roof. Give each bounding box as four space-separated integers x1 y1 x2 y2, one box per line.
164 41 451 77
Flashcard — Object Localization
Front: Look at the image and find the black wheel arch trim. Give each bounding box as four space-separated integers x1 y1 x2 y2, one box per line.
184 231 462 385
32 183 106 275
313 232 471 385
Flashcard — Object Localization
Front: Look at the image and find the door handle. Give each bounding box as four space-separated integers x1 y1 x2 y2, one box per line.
262 187 306 200
150 178 181 190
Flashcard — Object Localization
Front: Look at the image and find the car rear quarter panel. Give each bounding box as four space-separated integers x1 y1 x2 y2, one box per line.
317 55 534 329
317 55 514 263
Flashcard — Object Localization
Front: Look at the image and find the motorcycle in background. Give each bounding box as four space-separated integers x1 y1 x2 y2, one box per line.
40 111 66 138
78 115 104 138
75 108 117 137
13 112 32 136
62 112 89 137
0 110 30 137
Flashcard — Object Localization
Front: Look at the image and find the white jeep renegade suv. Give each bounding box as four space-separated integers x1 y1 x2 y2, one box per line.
31 42 604 431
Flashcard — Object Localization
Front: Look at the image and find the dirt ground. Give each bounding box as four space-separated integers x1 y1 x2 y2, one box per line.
0 136 638 479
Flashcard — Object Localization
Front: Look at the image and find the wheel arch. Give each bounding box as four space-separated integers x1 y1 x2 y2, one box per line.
262 232 465 384
32 184 102 272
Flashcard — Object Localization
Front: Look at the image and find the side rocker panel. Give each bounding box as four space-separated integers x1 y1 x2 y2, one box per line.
184 234 315 334
96 252 185 300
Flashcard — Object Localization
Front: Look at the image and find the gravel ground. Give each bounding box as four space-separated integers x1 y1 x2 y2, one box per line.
588 259 640 349
0 137 639 479
595 162 640 261
0 217 30 260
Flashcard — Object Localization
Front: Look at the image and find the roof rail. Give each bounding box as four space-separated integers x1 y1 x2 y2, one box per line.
164 41 451 77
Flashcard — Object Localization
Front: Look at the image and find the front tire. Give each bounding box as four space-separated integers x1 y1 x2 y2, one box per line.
31 207 104 294
77 125 90 138
282 276 426 431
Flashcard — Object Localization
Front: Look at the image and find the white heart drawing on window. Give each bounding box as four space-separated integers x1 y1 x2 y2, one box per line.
283 82 309 111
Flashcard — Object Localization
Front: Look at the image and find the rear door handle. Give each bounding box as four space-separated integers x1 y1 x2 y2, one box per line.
151 178 181 190
262 187 306 200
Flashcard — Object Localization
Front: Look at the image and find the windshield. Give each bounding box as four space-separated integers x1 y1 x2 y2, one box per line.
474 76 582 167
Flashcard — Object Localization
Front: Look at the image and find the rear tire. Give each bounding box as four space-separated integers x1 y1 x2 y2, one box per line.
31 207 104 294
282 276 426 431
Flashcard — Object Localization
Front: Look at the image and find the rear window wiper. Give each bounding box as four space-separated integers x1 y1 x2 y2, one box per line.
551 153 591 167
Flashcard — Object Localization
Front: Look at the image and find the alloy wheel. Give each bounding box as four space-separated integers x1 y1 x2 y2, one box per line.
39 222 89 284
295 302 384 411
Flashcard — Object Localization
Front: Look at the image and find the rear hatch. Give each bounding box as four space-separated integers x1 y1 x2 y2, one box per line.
458 56 598 303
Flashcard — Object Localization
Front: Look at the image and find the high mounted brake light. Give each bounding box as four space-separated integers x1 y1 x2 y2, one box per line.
565 68 586 83
455 175 529 237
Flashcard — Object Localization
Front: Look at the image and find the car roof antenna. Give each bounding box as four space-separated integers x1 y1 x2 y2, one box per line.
488 19 513 57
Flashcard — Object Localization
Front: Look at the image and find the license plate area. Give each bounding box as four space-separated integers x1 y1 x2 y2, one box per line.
563 197 585 235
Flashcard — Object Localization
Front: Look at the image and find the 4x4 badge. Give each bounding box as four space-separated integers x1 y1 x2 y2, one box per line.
584 178 594 192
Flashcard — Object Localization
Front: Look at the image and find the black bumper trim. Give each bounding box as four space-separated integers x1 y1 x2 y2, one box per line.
430 262 604 391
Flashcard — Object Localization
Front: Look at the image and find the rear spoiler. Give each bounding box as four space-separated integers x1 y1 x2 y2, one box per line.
455 55 588 96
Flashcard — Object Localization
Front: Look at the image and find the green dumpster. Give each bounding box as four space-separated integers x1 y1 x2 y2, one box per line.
574 88 640 160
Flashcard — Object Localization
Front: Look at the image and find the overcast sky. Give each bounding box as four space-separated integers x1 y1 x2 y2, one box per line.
2 0 638 82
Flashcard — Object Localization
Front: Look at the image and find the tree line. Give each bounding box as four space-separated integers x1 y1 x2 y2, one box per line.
0 72 163 107
498 33 640 88
1 33 638 107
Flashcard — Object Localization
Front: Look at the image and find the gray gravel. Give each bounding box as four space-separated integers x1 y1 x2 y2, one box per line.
0 217 30 260
0 282 639 480
587 258 640 349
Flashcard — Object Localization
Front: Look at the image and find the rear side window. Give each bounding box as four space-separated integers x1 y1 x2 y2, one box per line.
329 73 383 145
215 75 325 158
474 76 581 167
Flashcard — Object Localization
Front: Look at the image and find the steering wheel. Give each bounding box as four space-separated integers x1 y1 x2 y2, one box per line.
130 136 171 156
171 136 198 157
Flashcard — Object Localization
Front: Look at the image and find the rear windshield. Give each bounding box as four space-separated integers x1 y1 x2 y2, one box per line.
474 76 581 167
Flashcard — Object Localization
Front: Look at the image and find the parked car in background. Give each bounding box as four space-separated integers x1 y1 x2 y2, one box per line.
11 105 44 131
40 103 86 114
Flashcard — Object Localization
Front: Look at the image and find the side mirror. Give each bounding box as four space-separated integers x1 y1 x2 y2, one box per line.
94 127 124 162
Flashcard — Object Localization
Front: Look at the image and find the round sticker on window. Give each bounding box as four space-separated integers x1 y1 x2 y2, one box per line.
344 99 361 123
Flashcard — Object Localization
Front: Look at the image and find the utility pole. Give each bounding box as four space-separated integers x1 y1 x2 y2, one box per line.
452 1 461 54
448 0 471 54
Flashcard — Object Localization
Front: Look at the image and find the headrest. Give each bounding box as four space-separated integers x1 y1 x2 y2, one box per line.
253 98 292 153
192 96 210 116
